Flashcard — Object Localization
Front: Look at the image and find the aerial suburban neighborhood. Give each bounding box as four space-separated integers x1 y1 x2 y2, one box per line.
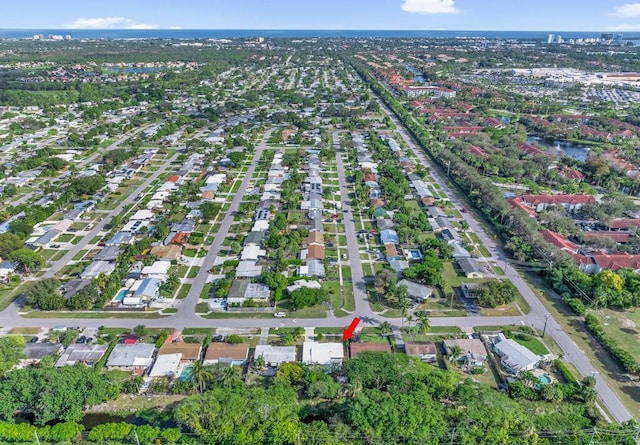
0 24 639 444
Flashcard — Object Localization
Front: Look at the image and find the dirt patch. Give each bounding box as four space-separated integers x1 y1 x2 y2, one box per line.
85 394 186 414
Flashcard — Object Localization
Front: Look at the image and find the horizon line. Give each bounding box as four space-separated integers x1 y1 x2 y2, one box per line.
0 28 621 33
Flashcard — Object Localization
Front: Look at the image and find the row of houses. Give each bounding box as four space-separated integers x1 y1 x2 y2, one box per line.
298 150 326 278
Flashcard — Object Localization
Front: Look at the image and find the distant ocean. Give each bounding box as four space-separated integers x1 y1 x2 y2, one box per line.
1 29 640 41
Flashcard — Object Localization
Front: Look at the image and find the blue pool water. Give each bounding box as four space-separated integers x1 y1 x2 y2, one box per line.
113 289 127 302
538 375 552 385
407 249 423 260
179 365 193 382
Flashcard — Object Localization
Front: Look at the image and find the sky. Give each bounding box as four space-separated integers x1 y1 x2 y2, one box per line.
3 0 640 32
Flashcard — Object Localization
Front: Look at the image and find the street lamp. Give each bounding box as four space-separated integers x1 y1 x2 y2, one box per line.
542 313 550 338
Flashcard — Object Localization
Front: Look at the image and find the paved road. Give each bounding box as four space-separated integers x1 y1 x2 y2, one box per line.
376 99 633 423
333 131 377 321
0 120 633 422
173 128 276 325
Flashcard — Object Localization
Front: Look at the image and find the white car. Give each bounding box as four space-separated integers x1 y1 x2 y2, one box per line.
273 312 286 318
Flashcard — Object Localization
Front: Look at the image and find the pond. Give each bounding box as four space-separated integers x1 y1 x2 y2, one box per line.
526 136 590 162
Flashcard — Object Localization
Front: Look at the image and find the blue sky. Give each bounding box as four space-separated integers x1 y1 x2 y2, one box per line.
3 0 640 32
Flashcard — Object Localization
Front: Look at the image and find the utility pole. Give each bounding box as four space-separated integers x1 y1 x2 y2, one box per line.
34 432 41 445
542 313 550 338
134 430 140 445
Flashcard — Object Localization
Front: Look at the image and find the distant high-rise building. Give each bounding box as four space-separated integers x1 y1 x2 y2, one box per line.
547 34 554 44
601 33 614 41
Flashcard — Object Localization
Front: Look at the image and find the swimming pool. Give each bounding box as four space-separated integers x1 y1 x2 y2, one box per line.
407 249 423 260
179 365 193 382
113 289 127 302
538 375 552 385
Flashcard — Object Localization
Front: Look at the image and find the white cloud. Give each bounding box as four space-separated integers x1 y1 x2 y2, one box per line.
65 17 158 29
610 3 640 17
401 0 458 14
169 26 183 30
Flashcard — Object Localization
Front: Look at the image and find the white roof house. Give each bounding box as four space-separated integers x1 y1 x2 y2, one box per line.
286 280 322 294
252 220 270 232
302 342 344 366
130 209 155 221
493 336 541 374
235 260 263 278
149 353 181 377
240 245 267 261
106 344 155 369
254 345 296 367
397 279 433 302
141 261 172 279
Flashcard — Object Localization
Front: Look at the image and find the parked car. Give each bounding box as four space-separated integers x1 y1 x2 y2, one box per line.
213 335 224 342
76 336 86 344
273 312 286 318
29 336 39 343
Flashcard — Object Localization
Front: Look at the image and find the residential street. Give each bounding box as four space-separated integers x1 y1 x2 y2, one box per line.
376 99 633 423
0 119 632 423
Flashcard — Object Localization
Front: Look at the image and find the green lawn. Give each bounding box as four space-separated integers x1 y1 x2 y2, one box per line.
277 299 327 318
511 333 549 355
177 284 192 299
593 308 640 360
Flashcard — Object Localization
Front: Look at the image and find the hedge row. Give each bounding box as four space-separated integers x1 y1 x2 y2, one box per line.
584 314 640 374
554 359 578 385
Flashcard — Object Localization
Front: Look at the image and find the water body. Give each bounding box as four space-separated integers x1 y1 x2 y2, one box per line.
3 29 640 40
527 136 590 162
405 64 426 83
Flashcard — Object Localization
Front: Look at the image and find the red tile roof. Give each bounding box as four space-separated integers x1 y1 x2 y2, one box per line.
583 232 632 243
606 218 640 230
541 230 579 255
592 253 640 271
166 175 179 183
520 194 597 207
468 145 487 157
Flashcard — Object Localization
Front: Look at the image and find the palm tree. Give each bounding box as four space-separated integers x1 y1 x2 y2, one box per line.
449 345 463 366
190 361 213 393
221 365 241 388
416 313 431 335
399 297 411 329
379 321 392 337
406 314 414 338
253 355 266 371
346 380 363 399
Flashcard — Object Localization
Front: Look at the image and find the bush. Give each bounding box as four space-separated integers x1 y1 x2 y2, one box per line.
226 334 243 344
554 360 578 385
88 422 133 442
471 367 485 375
565 298 587 316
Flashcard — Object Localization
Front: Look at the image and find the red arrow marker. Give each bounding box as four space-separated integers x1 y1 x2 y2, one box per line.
342 317 361 341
